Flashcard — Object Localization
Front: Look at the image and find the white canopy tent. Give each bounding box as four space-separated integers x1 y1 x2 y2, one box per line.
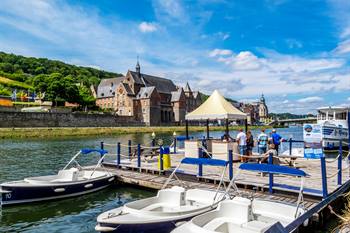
186 90 247 120
185 90 247 139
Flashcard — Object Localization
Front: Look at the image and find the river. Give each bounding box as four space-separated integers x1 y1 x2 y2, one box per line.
0 127 339 232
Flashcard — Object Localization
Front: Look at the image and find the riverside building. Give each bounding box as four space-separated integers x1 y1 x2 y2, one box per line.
95 61 202 126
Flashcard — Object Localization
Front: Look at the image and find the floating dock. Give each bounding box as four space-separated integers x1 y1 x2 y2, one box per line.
85 144 350 233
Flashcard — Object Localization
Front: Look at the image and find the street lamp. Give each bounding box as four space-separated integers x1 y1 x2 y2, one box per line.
151 132 156 147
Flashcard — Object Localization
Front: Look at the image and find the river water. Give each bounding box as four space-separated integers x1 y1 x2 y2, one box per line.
0 127 338 232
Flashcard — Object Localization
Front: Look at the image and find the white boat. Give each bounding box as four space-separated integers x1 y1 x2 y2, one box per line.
172 163 308 233
0 148 114 206
317 106 349 149
95 157 233 232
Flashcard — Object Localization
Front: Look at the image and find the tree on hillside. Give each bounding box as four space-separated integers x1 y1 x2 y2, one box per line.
77 85 96 110
45 73 80 106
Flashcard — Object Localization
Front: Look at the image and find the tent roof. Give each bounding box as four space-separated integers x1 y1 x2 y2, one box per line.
185 90 247 120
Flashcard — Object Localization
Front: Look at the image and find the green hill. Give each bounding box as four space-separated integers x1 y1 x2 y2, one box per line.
0 52 123 107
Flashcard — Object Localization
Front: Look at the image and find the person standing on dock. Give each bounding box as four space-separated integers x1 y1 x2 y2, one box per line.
271 129 283 155
236 129 247 162
246 130 254 157
257 129 268 154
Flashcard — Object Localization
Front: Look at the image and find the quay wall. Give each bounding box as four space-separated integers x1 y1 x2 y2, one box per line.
0 111 143 127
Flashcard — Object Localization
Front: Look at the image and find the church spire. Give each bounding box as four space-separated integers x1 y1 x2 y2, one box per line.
136 56 140 75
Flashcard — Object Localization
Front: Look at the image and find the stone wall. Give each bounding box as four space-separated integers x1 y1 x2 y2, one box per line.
0 111 143 128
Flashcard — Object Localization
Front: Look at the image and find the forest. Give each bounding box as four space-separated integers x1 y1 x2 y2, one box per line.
0 52 122 107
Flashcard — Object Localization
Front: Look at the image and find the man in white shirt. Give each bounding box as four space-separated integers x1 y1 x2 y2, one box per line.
236 129 247 159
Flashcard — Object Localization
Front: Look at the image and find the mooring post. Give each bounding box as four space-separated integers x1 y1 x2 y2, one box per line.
117 142 121 166
289 138 292 156
198 147 203 177
320 156 328 198
173 132 177 154
228 150 233 180
159 146 164 171
128 140 132 159
100 141 104 161
137 144 141 170
338 140 342 185
268 152 274 194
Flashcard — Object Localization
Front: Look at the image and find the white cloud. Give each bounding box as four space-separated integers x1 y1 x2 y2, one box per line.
223 34 230 40
138 22 157 33
347 97 350 101
297 96 323 103
209 49 232 57
230 51 262 70
334 39 350 54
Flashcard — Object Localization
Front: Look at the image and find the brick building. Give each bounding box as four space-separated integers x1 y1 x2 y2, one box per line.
236 94 269 125
95 62 202 125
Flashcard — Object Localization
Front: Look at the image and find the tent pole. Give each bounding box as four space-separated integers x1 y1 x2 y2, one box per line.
186 120 189 140
206 119 210 139
245 119 248 133
226 118 229 138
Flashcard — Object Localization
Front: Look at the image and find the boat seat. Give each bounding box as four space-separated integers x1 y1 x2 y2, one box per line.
52 168 79 182
141 203 169 211
241 220 276 233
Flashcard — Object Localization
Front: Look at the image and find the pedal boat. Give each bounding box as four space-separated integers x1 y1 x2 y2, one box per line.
172 163 309 233
95 157 233 232
0 148 115 206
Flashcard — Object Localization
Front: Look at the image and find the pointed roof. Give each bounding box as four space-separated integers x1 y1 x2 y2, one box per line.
171 87 185 102
185 90 247 120
97 76 124 98
137 86 156 99
129 71 177 94
184 82 192 92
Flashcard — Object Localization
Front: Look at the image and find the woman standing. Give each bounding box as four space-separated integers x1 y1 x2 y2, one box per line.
246 130 254 159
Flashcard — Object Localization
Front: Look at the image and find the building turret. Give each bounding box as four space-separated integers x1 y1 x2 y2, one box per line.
136 57 141 76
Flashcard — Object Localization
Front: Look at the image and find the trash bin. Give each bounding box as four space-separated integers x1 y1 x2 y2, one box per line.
158 147 171 170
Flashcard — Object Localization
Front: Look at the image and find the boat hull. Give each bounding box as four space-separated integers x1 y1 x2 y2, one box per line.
96 217 192 233
0 175 115 206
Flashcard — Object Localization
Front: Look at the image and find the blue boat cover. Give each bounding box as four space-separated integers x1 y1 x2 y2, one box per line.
81 148 108 155
239 163 307 177
181 157 228 167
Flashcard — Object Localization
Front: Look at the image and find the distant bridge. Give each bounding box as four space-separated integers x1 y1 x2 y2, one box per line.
268 117 317 126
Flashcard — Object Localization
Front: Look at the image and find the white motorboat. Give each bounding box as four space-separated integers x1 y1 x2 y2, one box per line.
172 163 308 233
317 106 349 149
95 157 234 232
0 148 115 206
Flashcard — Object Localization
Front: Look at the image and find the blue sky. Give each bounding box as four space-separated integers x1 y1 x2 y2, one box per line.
0 0 350 114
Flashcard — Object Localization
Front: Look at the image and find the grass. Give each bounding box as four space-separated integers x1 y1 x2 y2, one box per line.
12 101 40 106
0 76 33 90
0 125 272 139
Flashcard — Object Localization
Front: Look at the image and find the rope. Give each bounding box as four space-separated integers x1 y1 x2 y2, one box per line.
119 143 139 148
326 154 341 163
140 145 159 149
103 143 118 147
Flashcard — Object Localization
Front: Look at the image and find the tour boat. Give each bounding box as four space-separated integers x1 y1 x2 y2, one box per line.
95 157 233 232
0 149 115 206
317 106 349 149
172 163 308 233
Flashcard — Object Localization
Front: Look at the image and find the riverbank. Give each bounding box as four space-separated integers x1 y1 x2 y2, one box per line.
0 125 273 139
